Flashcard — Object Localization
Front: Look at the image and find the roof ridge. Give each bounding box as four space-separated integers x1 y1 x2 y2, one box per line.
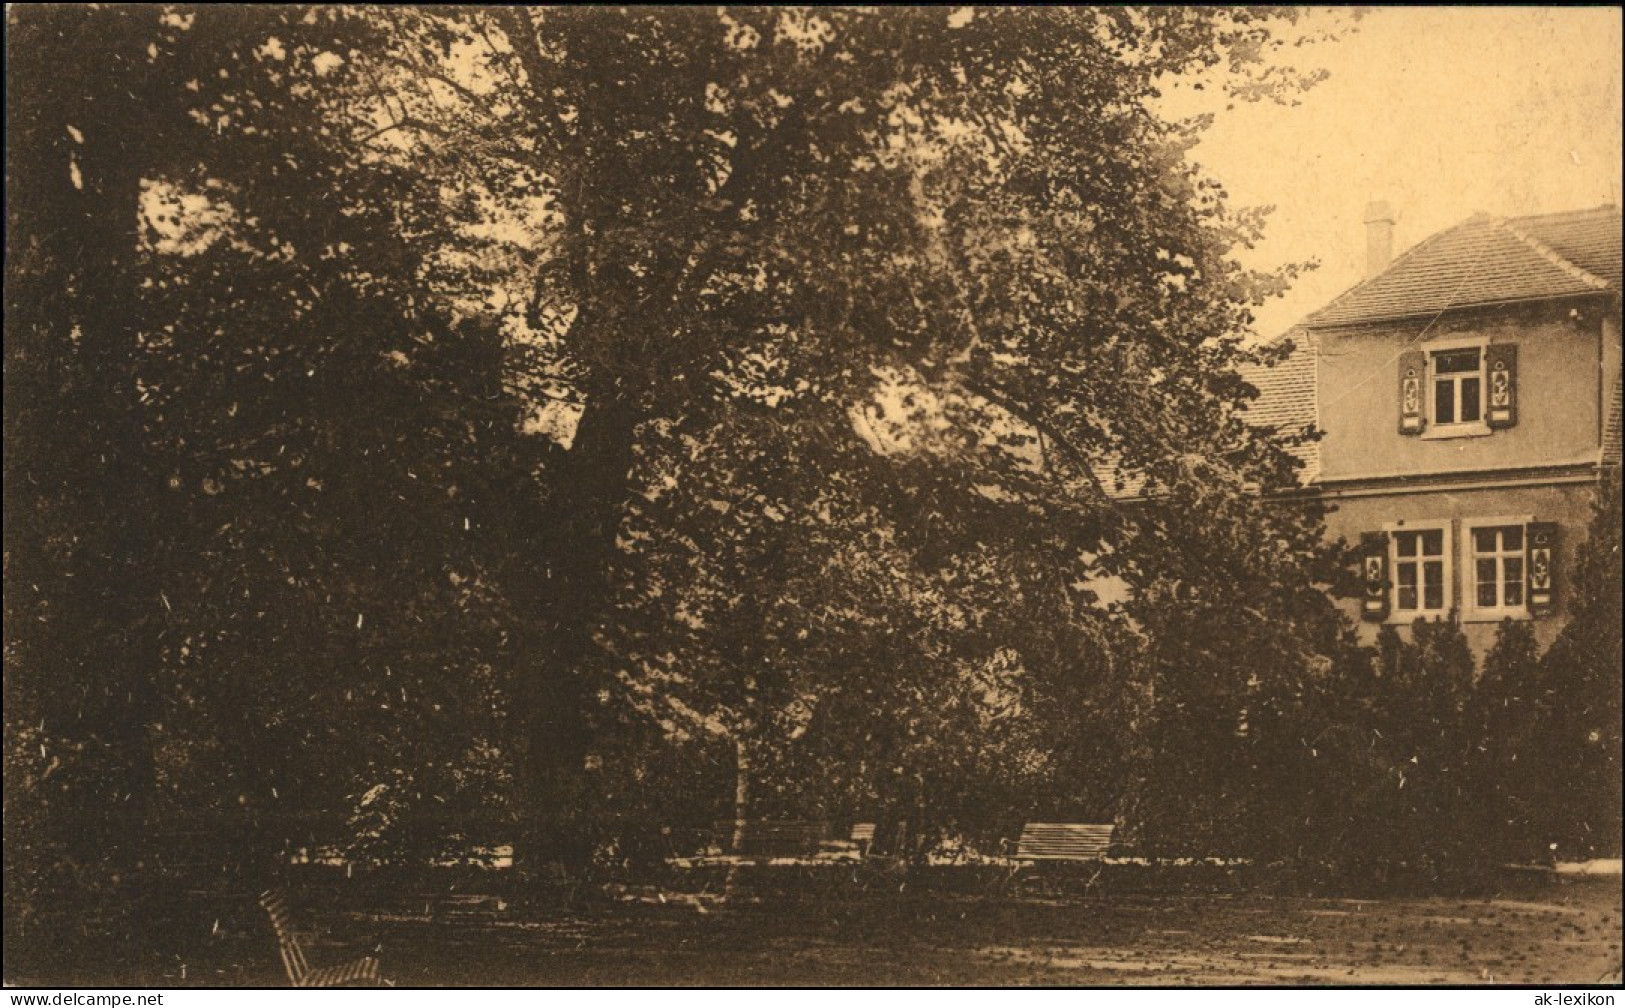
1508 203 1621 224
1301 215 1479 327
1496 216 1612 291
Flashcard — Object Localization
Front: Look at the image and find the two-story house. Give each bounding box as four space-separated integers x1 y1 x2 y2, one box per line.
1248 203 1621 654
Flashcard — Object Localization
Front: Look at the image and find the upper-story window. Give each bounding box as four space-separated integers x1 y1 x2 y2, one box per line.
1398 342 1517 439
1430 348 1482 426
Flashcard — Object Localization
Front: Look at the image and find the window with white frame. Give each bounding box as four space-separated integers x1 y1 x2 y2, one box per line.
1392 526 1449 616
1467 523 1529 617
1364 517 1550 625
1430 347 1483 427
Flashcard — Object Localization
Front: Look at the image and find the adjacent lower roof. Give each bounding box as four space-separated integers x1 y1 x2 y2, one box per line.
1303 205 1621 329
1238 335 1320 485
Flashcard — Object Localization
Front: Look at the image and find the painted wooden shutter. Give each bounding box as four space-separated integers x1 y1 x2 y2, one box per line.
1398 349 1426 435
1360 531 1391 621
1527 521 1558 616
1485 343 1518 429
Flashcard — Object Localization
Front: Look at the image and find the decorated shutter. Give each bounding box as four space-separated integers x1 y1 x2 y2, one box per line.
1397 349 1427 435
1527 521 1558 616
1485 343 1518 429
1360 531 1391 621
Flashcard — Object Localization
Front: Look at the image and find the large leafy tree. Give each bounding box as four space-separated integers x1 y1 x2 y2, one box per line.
6 6 541 970
130 7 539 868
7 5 194 963
6 12 1360 961
372 5 1348 865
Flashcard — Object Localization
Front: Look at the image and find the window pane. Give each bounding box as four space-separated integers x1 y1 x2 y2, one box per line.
1398 584 1418 611
1435 379 1455 424
1420 529 1443 556
1397 561 1417 611
1476 557 1497 584
1434 349 1480 373
1461 377 1481 422
1505 579 1523 607
1504 526 1522 551
1423 561 1444 610
1474 528 1497 553
1478 581 1498 607
1396 532 1417 557
1505 556 1523 584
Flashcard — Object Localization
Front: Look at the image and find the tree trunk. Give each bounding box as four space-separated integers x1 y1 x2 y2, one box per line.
730 737 751 854
512 386 646 874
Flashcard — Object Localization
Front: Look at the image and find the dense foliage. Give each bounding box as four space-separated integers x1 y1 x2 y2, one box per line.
1531 467 1622 860
17 5 1614 982
6 8 540 968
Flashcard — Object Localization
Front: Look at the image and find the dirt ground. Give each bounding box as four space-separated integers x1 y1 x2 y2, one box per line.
163 874 1623 987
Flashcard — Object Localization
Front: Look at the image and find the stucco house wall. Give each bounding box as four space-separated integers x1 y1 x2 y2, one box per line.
1315 299 1612 483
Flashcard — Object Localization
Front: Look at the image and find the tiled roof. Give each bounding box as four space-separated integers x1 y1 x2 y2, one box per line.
1605 373 1622 467
1304 205 1621 329
1239 333 1320 485
1516 206 1624 289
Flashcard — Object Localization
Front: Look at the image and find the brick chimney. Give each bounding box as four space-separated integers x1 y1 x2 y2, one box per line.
1363 200 1395 278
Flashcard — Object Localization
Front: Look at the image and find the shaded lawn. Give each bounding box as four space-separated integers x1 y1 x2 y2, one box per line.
158 875 1622 987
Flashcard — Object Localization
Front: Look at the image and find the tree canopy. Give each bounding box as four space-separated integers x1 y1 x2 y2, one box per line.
7 5 1385 972
401 5 1347 859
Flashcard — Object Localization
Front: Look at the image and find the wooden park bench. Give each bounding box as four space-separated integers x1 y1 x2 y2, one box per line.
1015 822 1115 861
260 890 390 988
714 819 828 858
997 822 1115 897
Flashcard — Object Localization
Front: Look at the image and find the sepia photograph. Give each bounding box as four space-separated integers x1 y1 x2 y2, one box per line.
4 5 1621 993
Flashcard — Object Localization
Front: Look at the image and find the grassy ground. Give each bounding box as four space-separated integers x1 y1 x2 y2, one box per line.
136 873 1622 987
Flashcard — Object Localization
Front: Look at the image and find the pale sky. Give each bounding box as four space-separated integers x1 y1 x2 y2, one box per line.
1168 7 1623 340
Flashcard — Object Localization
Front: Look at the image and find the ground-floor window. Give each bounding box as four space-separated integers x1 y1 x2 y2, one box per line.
1374 516 1541 623
1472 525 1524 608
1391 525 1449 616
1462 517 1534 621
